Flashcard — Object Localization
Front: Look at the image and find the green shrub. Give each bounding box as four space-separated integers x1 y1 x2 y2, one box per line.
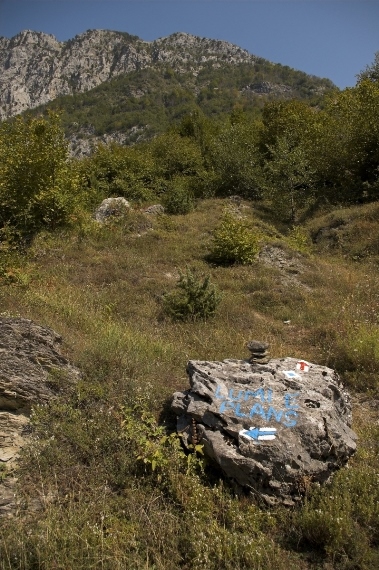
209 210 261 265
162 178 195 215
286 225 312 254
0 112 80 243
162 267 221 321
291 465 379 567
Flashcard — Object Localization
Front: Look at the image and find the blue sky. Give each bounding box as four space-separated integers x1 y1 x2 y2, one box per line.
0 1 377 89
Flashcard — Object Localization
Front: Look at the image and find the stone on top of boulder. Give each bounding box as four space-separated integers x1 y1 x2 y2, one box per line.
171 345 357 506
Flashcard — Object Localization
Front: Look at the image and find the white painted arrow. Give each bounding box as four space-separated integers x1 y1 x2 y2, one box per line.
239 426 277 441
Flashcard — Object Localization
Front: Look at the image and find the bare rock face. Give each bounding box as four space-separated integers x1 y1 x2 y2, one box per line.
172 357 357 506
1 29 333 121
0 317 80 516
0 29 258 120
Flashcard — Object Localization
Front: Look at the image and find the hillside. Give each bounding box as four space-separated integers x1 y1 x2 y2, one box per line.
0 197 379 568
1 38 378 569
0 29 335 152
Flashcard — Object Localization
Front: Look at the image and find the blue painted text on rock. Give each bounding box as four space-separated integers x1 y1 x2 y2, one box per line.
216 385 299 428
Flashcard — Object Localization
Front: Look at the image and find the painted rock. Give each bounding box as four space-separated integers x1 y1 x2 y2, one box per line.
171 358 357 506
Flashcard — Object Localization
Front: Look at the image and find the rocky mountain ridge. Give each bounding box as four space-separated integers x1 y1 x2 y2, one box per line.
0 28 335 123
0 28 259 120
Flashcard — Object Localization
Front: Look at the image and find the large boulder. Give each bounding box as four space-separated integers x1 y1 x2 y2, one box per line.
94 197 130 223
0 317 81 516
172 356 357 506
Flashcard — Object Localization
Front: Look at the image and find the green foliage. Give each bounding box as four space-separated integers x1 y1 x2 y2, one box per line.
2 197 379 569
210 119 263 198
162 267 221 321
357 51 379 83
260 101 318 221
162 177 195 215
264 135 316 222
0 249 31 286
210 209 261 265
121 403 204 478
150 131 205 180
28 60 334 144
3 50 379 570
79 142 157 204
286 225 312 254
0 112 80 243
321 80 379 203
291 463 379 568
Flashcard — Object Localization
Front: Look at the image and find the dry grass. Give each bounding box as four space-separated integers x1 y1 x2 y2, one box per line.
1 198 379 568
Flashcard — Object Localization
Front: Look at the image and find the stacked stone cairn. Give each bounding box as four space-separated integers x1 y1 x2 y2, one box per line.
246 340 270 364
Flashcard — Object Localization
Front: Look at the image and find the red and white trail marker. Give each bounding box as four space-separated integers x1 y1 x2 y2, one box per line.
296 360 310 372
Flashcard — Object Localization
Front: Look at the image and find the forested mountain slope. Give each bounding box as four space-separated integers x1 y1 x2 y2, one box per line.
0 29 335 151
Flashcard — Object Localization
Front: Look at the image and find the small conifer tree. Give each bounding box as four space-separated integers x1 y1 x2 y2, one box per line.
163 268 220 321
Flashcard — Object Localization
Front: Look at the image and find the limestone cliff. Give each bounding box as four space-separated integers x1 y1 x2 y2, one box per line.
0 29 258 120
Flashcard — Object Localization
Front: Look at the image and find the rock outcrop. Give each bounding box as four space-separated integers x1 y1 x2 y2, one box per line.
0 29 258 121
0 29 334 123
172 355 357 506
0 317 80 516
94 197 131 223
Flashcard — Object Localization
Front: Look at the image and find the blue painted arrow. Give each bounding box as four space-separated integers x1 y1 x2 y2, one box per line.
240 427 277 441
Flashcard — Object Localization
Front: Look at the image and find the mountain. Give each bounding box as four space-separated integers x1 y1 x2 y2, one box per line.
0 29 336 153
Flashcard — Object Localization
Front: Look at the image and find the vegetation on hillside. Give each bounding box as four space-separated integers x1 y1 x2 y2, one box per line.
0 54 379 569
25 60 334 144
2 64 376 245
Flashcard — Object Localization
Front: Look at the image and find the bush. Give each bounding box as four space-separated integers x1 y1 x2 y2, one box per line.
0 112 80 244
291 465 379 567
162 178 195 215
286 225 312 254
209 210 261 265
162 267 221 321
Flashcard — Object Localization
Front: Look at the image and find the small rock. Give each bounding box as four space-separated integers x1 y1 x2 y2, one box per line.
246 340 270 364
144 204 165 215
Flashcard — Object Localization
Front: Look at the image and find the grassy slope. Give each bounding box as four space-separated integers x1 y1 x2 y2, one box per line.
1 198 379 569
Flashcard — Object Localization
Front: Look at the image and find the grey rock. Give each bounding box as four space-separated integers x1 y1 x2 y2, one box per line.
246 340 270 364
0 29 333 126
0 317 80 516
144 204 165 215
246 340 269 353
94 197 131 223
243 81 293 95
0 30 258 121
259 244 310 290
172 357 357 506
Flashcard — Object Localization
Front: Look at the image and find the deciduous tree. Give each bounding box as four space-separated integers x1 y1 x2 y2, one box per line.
0 112 79 243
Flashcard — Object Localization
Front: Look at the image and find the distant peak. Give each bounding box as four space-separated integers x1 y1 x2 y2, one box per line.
10 29 61 46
